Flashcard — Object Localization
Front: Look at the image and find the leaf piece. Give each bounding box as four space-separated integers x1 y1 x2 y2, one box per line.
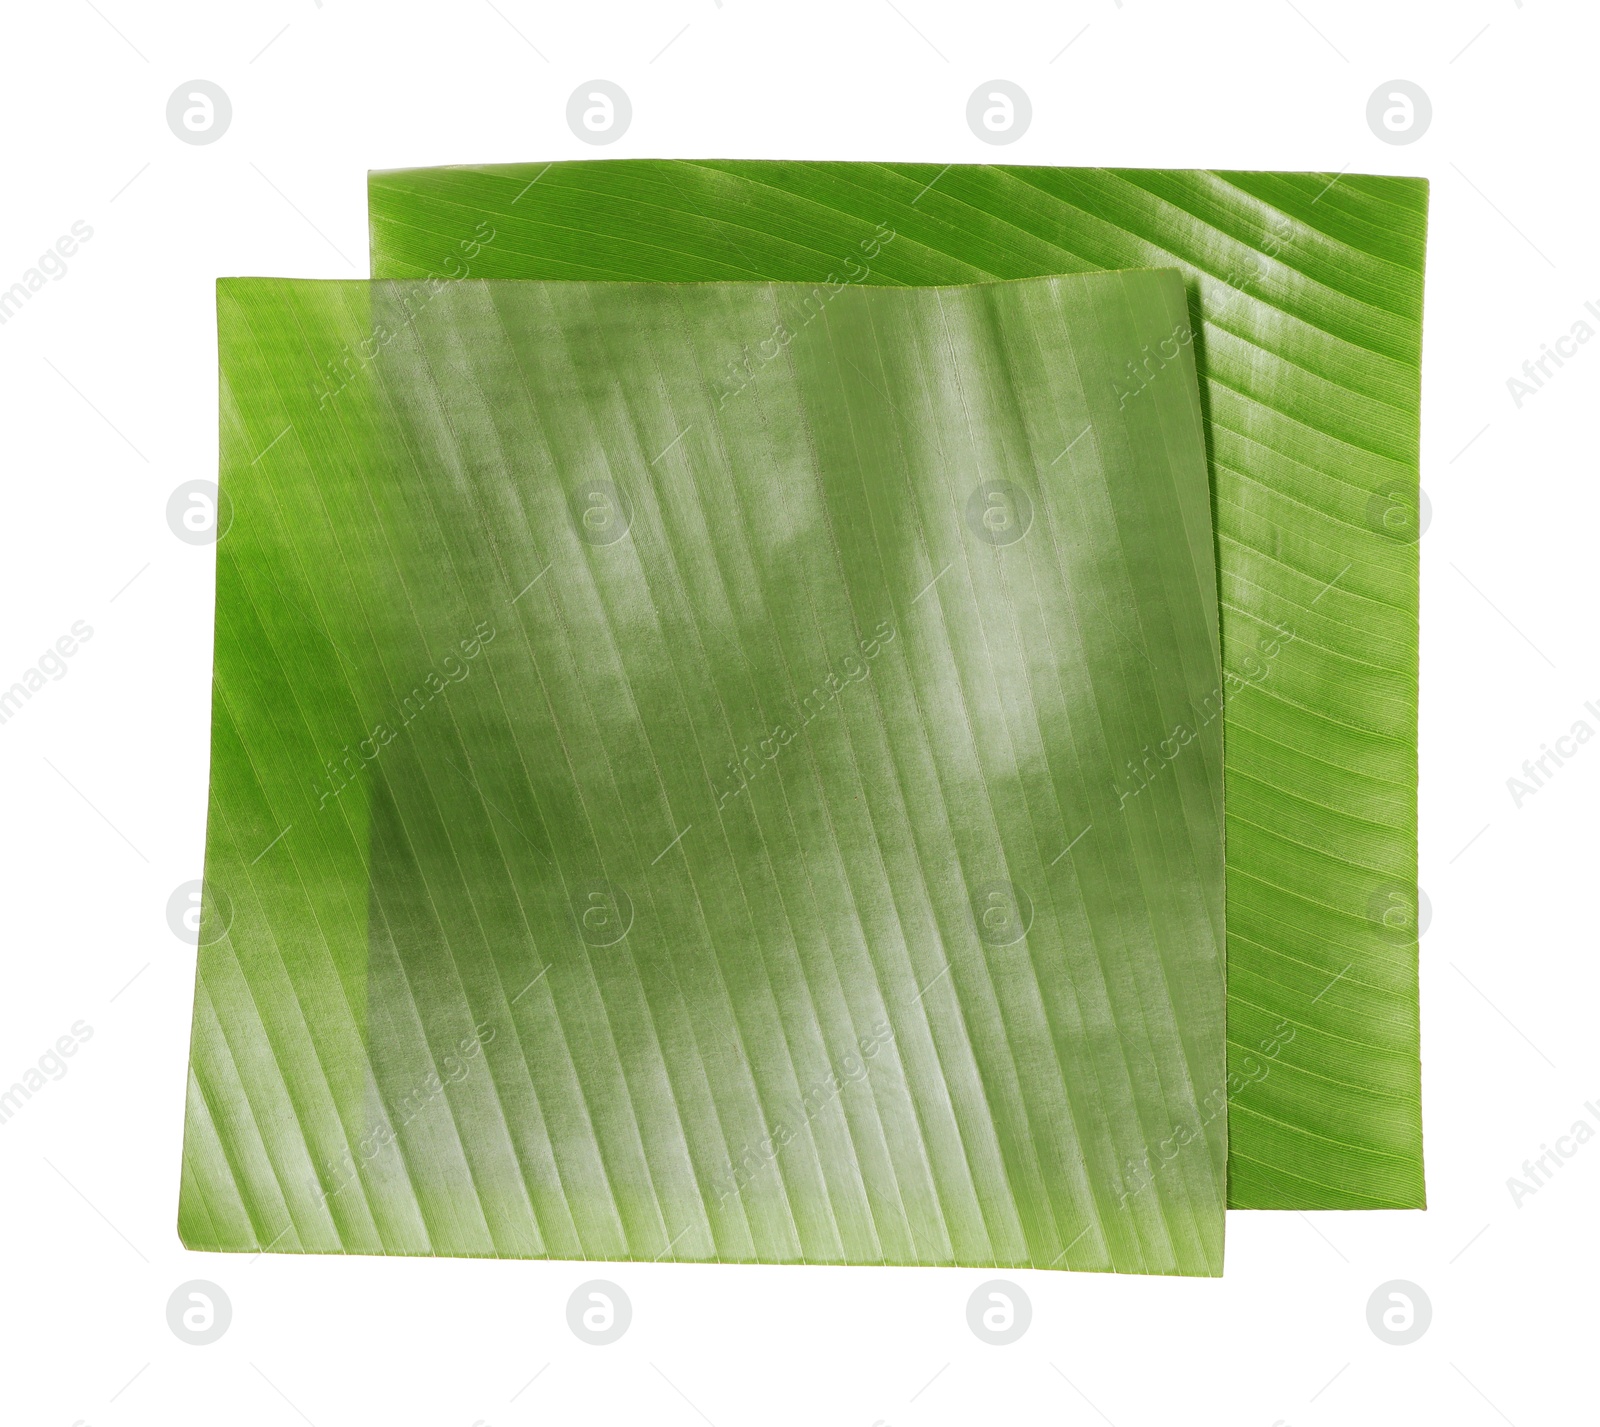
181 268 1228 1272
367 161 1428 1210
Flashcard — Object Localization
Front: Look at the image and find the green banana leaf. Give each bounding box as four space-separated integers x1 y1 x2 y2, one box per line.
367 161 1426 1211
180 268 1229 1272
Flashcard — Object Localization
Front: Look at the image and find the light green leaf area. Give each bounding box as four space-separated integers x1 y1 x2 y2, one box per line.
181 268 1228 1273
367 161 1426 1210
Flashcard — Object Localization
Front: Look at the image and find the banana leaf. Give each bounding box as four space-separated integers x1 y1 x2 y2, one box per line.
366 162 1426 1210
180 267 1229 1272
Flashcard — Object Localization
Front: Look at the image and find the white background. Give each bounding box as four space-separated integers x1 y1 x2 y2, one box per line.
1 1 1593 1423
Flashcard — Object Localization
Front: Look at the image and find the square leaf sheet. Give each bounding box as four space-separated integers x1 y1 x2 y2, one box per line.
180 267 1228 1273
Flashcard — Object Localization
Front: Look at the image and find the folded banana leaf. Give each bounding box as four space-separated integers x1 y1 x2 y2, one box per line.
180 268 1229 1272
366 161 1426 1210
